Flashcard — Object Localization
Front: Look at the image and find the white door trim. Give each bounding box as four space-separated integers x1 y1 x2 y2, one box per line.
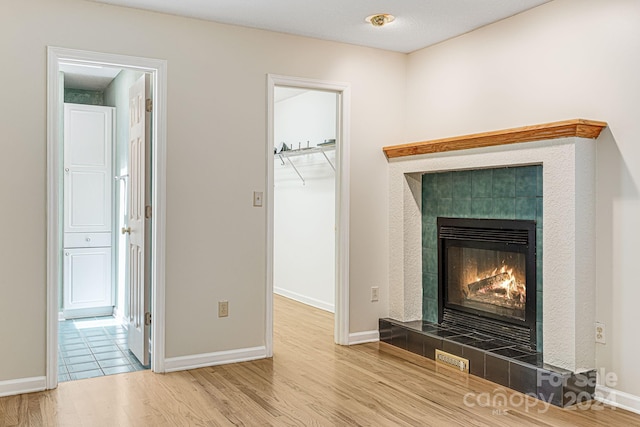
46 46 168 389
266 74 351 354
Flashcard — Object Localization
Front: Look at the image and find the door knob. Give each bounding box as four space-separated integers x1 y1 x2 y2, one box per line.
121 227 131 235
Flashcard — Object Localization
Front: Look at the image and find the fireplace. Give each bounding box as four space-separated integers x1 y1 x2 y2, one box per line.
384 123 602 402
438 217 537 349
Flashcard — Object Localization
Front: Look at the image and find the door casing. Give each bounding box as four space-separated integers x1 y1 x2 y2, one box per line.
46 46 168 389
266 74 351 353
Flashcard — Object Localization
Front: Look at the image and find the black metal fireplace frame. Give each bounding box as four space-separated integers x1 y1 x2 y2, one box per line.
437 217 537 349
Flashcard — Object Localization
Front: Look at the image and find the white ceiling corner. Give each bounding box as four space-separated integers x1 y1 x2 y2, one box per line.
86 0 551 53
60 63 122 91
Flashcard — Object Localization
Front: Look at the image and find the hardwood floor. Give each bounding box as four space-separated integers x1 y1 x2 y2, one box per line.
2 295 639 426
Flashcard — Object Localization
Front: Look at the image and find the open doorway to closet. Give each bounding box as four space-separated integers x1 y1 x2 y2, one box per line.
47 47 167 390
273 87 337 312
266 75 351 354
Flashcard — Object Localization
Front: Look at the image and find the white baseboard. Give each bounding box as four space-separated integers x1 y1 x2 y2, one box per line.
348 330 380 345
164 346 267 373
595 385 640 415
274 288 334 313
62 306 114 319
0 376 46 397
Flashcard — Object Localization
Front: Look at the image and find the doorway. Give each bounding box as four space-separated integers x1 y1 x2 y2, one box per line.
46 47 168 389
266 75 351 354
273 87 337 312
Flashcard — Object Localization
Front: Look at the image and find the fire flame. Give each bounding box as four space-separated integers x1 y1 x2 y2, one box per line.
474 265 525 303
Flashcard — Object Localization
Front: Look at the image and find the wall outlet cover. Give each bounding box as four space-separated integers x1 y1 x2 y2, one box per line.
218 301 229 318
595 321 606 344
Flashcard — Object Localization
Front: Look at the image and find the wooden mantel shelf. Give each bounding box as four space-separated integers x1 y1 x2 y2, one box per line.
383 119 608 160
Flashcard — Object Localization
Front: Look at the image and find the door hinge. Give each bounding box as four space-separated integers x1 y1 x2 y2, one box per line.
145 312 152 326
146 98 153 113
145 205 152 219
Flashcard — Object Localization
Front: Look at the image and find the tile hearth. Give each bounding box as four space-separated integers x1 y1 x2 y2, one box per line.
379 318 596 408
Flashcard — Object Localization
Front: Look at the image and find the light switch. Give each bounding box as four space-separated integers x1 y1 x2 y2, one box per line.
253 191 263 207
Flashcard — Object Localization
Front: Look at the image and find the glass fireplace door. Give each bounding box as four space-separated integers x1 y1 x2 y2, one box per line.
445 243 527 322
437 217 537 345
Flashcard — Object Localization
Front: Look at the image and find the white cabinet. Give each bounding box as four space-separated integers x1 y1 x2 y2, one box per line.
63 248 113 316
62 103 115 318
63 104 113 233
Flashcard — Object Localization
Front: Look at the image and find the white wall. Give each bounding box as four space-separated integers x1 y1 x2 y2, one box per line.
405 0 640 398
0 0 401 382
274 90 337 150
274 90 336 312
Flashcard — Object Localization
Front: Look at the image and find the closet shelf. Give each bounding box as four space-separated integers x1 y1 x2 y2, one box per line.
276 143 335 185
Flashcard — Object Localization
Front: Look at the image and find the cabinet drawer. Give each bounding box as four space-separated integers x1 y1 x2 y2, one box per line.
64 232 112 248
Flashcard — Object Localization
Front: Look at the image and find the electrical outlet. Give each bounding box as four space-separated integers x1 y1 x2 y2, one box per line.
371 286 379 302
218 301 229 318
595 322 606 344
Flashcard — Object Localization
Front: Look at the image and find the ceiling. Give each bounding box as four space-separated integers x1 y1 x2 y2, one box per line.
275 87 308 103
88 0 550 53
60 63 122 90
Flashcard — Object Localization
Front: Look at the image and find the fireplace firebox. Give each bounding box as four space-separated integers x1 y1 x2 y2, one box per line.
438 217 537 349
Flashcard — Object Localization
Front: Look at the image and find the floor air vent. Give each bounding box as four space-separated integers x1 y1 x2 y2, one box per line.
435 349 469 373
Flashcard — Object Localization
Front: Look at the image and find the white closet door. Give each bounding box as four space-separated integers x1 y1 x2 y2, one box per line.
126 74 151 366
63 104 113 233
63 247 112 312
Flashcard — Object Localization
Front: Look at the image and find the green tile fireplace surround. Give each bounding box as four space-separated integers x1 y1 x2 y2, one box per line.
421 165 543 350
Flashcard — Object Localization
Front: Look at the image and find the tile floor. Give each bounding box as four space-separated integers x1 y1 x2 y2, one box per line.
58 316 149 382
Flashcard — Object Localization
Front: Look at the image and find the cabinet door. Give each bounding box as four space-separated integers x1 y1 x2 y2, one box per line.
63 104 113 233
63 247 113 312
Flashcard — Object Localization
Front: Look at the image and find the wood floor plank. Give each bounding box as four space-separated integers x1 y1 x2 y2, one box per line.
1 294 639 426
